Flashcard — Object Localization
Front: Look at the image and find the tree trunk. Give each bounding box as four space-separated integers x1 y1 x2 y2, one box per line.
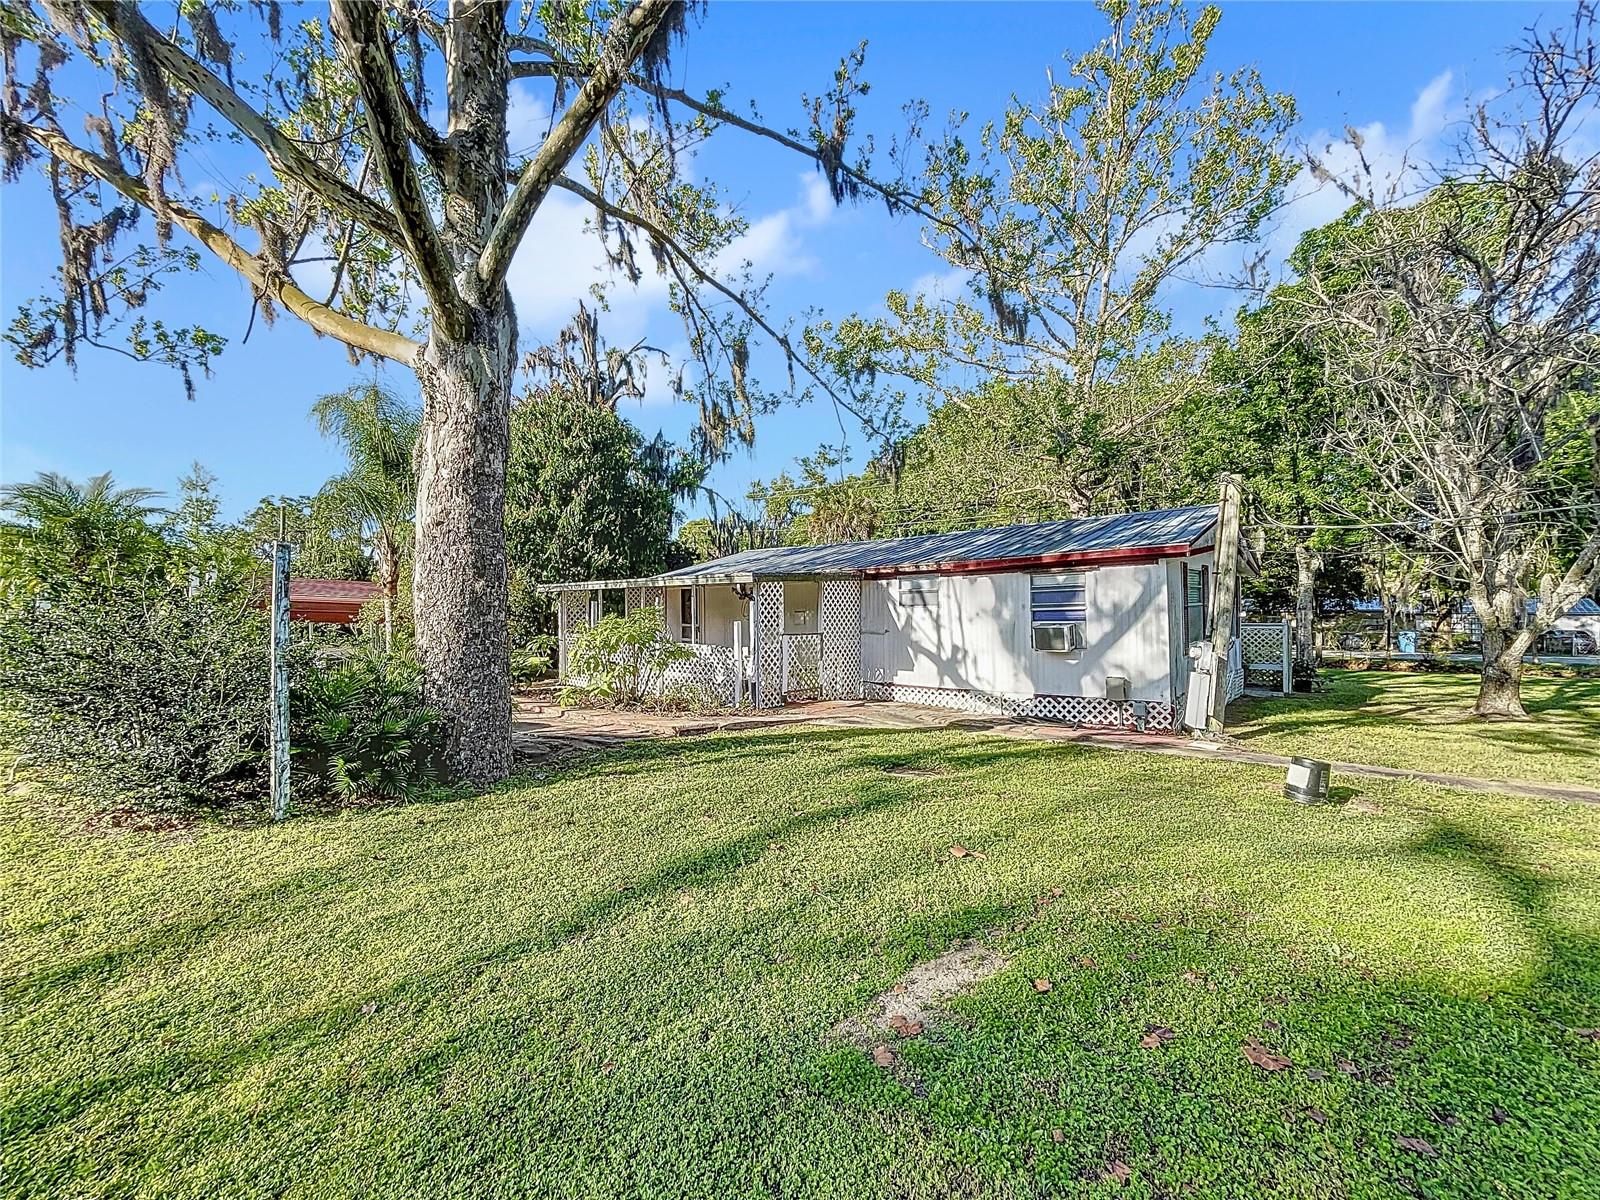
1475 623 1530 718
1293 543 1320 668
412 305 516 782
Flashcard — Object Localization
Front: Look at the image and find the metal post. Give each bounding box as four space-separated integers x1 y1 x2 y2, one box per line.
269 540 292 821
1208 474 1244 732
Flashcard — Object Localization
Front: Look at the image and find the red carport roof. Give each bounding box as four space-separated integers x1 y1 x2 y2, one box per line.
282 577 379 624
290 578 381 602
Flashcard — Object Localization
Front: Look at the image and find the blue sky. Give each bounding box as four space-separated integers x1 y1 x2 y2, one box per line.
0 1 1569 520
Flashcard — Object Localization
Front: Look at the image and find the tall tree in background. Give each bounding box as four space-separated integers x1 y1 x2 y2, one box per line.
311 383 420 649
504 398 695 645
812 0 1295 512
1 1 903 778
1179 239 1368 668
1294 7 1600 717
505 308 699 644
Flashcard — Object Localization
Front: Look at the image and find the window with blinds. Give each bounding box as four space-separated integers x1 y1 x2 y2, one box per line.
1031 573 1087 651
1184 563 1209 645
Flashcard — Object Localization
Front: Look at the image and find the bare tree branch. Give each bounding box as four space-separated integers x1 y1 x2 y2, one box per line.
554 174 878 431
478 0 678 294
85 0 407 249
330 0 467 338
11 120 422 366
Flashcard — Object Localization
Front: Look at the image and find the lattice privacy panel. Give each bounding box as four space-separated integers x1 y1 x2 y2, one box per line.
557 590 591 677
781 634 821 701
819 579 863 700
862 682 1176 732
624 585 643 614
754 581 785 708
640 585 664 611
1225 636 1245 702
1240 621 1291 693
1240 622 1285 665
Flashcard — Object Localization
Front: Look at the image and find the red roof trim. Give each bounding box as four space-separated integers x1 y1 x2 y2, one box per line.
862 542 1198 579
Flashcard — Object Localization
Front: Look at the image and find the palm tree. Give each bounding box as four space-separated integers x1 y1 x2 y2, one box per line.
0 471 164 596
311 384 420 648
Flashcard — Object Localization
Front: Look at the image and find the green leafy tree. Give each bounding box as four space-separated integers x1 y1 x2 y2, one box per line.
0 470 165 603
505 390 696 645
810 0 1295 511
311 383 420 649
2 1 910 779
1176 260 1370 665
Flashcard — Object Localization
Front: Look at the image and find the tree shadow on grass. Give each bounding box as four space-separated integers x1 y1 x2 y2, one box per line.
15 729 1595 1197
809 813 1600 1197
3 759 928 1143
1227 670 1600 779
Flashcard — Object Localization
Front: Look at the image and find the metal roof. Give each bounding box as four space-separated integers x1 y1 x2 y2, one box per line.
539 504 1218 591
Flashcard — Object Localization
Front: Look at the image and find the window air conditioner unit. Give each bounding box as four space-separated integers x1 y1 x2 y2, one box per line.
1033 622 1085 652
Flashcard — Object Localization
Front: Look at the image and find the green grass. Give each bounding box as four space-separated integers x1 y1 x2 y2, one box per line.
1228 669 1600 788
5 729 1599 1199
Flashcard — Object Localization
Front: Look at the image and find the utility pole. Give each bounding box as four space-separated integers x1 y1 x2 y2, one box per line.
269 504 293 821
1208 473 1244 733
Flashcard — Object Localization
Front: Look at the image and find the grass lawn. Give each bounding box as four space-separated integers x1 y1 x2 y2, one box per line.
5 729 1599 1199
1228 669 1600 788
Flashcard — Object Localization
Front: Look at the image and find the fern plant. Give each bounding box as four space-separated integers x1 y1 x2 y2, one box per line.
293 653 445 802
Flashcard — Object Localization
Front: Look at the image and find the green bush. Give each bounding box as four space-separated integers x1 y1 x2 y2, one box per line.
511 634 556 683
0 573 280 811
293 652 445 802
564 609 691 705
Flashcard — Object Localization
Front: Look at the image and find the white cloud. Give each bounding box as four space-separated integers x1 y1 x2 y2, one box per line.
1272 70 1464 256
1409 71 1455 143
714 171 837 280
507 171 841 368
504 186 671 349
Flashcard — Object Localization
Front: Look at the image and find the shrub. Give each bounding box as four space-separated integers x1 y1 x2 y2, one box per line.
293 652 445 802
0 572 280 811
565 609 690 705
511 634 556 683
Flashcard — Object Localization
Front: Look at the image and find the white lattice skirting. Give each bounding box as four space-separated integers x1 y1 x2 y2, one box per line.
863 682 1176 732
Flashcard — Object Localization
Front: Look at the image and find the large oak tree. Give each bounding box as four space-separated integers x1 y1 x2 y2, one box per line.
0 0 900 778
1293 7 1600 716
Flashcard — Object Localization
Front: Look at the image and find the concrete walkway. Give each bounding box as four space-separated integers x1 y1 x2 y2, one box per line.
512 695 1600 805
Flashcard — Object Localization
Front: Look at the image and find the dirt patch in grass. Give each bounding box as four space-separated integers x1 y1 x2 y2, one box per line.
882 763 946 779
835 942 1008 1048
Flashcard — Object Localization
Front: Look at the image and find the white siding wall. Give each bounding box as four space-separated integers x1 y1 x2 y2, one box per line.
861 562 1174 703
